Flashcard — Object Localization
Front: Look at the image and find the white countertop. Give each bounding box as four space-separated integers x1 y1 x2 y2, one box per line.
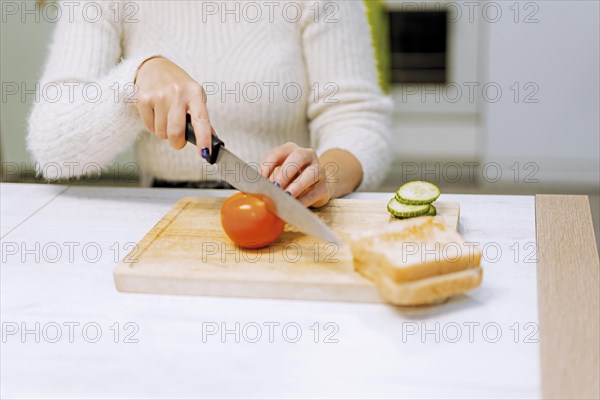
0 183 540 399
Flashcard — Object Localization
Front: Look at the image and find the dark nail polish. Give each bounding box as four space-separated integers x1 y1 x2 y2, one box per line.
201 148 210 159
274 182 281 188
285 191 292 196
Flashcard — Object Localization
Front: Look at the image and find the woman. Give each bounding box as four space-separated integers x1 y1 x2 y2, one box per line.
28 0 391 207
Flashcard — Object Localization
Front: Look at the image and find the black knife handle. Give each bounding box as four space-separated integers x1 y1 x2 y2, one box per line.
185 114 224 164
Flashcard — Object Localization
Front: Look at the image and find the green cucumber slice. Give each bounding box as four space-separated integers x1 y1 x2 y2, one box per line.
426 204 437 216
396 181 440 205
387 197 430 218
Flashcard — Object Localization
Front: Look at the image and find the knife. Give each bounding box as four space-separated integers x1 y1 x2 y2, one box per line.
184 116 341 245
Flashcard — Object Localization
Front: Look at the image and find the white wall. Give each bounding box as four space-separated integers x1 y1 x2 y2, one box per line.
0 7 54 165
0 6 133 178
482 0 600 185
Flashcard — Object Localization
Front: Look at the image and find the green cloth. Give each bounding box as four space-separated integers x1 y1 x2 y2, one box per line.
364 0 391 93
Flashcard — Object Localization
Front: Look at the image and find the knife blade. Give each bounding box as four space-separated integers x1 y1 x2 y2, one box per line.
185 117 341 245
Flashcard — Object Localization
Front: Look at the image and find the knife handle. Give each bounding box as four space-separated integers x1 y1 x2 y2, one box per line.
185 114 224 164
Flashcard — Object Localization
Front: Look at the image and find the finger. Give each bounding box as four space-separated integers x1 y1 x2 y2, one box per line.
166 103 187 150
310 190 331 208
270 166 282 183
274 149 316 188
137 99 155 133
297 181 331 208
259 142 298 178
285 163 322 197
188 97 212 157
153 103 168 140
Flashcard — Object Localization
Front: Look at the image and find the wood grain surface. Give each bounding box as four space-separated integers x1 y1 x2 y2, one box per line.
536 195 600 399
113 197 459 302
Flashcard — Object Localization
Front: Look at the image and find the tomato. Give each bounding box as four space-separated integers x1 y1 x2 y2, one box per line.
220 192 285 249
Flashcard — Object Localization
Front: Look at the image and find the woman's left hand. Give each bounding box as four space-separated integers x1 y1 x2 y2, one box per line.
259 142 332 208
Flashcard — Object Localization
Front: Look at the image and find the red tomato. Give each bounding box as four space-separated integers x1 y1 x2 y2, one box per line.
220 192 285 249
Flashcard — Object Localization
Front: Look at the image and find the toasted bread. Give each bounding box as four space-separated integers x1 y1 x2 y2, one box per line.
349 216 482 306
350 216 481 283
377 266 482 306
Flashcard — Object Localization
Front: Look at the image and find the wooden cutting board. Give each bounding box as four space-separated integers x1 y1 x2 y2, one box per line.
113 197 459 303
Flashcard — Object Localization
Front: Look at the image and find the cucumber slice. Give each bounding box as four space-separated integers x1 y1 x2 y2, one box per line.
387 197 430 218
396 181 440 205
426 204 437 216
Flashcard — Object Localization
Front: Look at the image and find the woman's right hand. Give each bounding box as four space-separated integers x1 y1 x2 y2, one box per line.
134 57 213 156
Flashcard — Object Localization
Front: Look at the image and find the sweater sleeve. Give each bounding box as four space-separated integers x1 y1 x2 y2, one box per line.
27 1 160 179
301 0 393 191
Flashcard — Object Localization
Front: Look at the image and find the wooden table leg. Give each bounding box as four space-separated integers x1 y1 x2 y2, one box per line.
536 195 600 399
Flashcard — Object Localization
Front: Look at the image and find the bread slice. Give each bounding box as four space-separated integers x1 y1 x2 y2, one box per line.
350 216 481 284
377 266 483 306
349 216 482 305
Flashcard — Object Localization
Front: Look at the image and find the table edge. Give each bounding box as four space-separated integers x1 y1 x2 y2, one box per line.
536 194 600 399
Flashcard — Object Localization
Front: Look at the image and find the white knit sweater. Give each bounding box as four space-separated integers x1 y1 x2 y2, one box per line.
28 0 392 190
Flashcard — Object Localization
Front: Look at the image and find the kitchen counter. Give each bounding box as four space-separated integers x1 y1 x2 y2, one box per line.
1 183 597 399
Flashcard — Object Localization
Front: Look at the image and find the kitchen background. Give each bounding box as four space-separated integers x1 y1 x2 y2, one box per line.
1 0 599 246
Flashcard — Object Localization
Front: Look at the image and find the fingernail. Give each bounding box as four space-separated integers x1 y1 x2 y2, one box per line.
285 191 292 196
201 148 210 159
274 182 281 188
